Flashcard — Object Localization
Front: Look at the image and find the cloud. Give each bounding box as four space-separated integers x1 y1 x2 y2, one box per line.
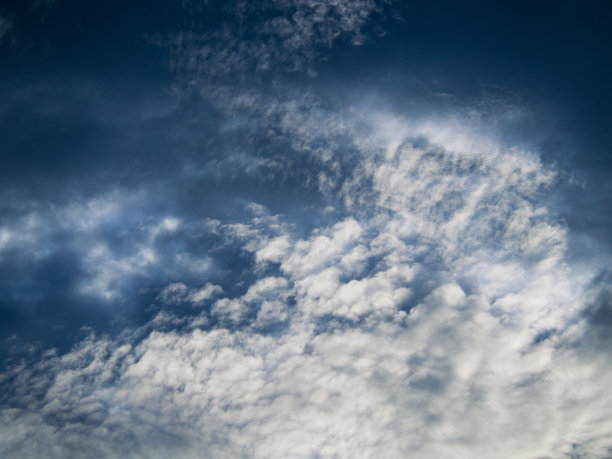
0 191 210 302
1 117 611 457
2 287 611 457
1 2 611 457
255 235 291 264
157 282 223 306
0 187 224 352
166 0 384 82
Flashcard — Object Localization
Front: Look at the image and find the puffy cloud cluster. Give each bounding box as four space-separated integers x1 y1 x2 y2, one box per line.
1 119 611 457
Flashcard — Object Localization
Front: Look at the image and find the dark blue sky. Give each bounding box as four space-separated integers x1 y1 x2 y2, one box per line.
1 1 611 457
2 0 610 226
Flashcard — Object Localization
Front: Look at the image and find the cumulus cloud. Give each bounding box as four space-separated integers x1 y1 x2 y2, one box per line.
2 117 611 457
2 288 611 457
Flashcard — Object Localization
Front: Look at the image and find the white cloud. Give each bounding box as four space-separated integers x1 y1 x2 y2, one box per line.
256 234 291 263
187 283 223 304
1 105 610 457
210 276 291 326
282 218 363 277
158 282 189 304
3 282 610 458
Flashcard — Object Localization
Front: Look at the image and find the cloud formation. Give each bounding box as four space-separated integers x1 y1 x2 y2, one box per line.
1 1 611 458
2 116 611 457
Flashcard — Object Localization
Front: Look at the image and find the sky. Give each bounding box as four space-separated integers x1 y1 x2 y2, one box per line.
0 1 611 457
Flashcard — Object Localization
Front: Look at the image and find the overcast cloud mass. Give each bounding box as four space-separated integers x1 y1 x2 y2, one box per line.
1 1 612 457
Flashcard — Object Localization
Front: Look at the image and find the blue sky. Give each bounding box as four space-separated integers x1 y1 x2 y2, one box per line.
1 1 611 457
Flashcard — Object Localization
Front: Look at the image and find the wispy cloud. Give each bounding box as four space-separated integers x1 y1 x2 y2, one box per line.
167 0 383 82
